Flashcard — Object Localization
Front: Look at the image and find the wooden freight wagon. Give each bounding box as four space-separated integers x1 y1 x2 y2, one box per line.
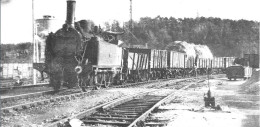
197 58 212 75
185 56 195 69
226 65 252 80
224 57 235 68
167 51 185 77
184 56 196 76
150 49 168 79
123 48 150 82
244 54 259 68
212 57 224 73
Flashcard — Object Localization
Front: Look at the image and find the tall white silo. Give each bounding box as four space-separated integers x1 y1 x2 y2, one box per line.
36 15 60 62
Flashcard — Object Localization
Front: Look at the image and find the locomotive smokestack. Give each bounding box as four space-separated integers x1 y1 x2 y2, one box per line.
66 0 76 26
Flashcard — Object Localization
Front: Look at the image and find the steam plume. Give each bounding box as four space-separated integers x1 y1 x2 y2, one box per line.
167 41 213 59
1 0 11 4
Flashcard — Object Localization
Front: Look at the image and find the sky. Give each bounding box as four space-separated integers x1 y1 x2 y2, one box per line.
1 0 260 44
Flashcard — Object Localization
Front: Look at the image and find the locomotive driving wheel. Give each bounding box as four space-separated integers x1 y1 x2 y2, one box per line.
104 72 112 88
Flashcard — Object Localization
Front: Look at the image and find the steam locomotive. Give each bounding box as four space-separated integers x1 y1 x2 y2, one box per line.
33 0 235 91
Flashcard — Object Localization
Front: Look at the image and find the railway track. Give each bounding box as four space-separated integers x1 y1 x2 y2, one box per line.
0 82 49 92
1 90 91 113
1 74 224 114
1 89 56 103
44 75 200 127
0 77 161 113
0 88 75 108
45 90 177 127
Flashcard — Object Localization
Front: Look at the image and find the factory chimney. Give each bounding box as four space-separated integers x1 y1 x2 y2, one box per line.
66 0 76 26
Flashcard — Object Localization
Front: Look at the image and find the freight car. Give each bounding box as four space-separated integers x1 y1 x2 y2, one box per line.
226 53 257 80
243 54 259 68
211 57 235 74
226 65 252 80
167 51 186 78
123 48 150 82
33 0 236 91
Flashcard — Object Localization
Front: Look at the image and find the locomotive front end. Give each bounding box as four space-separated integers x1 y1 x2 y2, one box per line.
45 0 83 91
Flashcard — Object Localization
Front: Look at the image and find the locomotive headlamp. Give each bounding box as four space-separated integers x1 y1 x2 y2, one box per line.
75 66 82 74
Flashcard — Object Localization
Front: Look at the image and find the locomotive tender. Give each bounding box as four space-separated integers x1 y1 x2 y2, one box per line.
33 0 235 91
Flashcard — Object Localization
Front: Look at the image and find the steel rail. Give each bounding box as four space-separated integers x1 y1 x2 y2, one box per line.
45 91 155 127
1 90 89 113
127 92 175 127
0 83 49 91
1 74 223 115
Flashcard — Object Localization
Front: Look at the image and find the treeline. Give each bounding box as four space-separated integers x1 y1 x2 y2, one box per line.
0 42 33 63
1 16 258 62
106 16 259 57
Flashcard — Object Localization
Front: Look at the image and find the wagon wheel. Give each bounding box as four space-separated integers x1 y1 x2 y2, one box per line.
104 73 112 88
95 84 101 90
157 71 162 79
95 73 102 90
165 71 170 79
140 71 149 82
136 73 142 82
152 71 157 80
119 73 127 85
115 73 123 85
131 74 137 83
145 71 150 81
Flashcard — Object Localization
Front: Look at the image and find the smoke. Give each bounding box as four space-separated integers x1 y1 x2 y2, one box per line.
171 41 197 58
169 41 213 59
194 45 213 59
1 0 11 4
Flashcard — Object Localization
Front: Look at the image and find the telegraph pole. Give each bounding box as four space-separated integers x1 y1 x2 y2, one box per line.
259 22 260 68
129 0 133 46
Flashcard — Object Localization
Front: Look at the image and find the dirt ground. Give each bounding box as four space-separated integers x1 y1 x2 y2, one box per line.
1 75 259 127
152 77 259 127
1 87 153 127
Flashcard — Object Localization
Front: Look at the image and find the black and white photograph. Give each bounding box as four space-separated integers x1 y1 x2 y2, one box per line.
1 0 259 126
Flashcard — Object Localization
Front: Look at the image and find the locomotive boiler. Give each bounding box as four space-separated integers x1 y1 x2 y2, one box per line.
33 0 124 91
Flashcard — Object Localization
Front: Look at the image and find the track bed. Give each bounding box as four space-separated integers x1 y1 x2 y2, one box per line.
84 95 166 126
